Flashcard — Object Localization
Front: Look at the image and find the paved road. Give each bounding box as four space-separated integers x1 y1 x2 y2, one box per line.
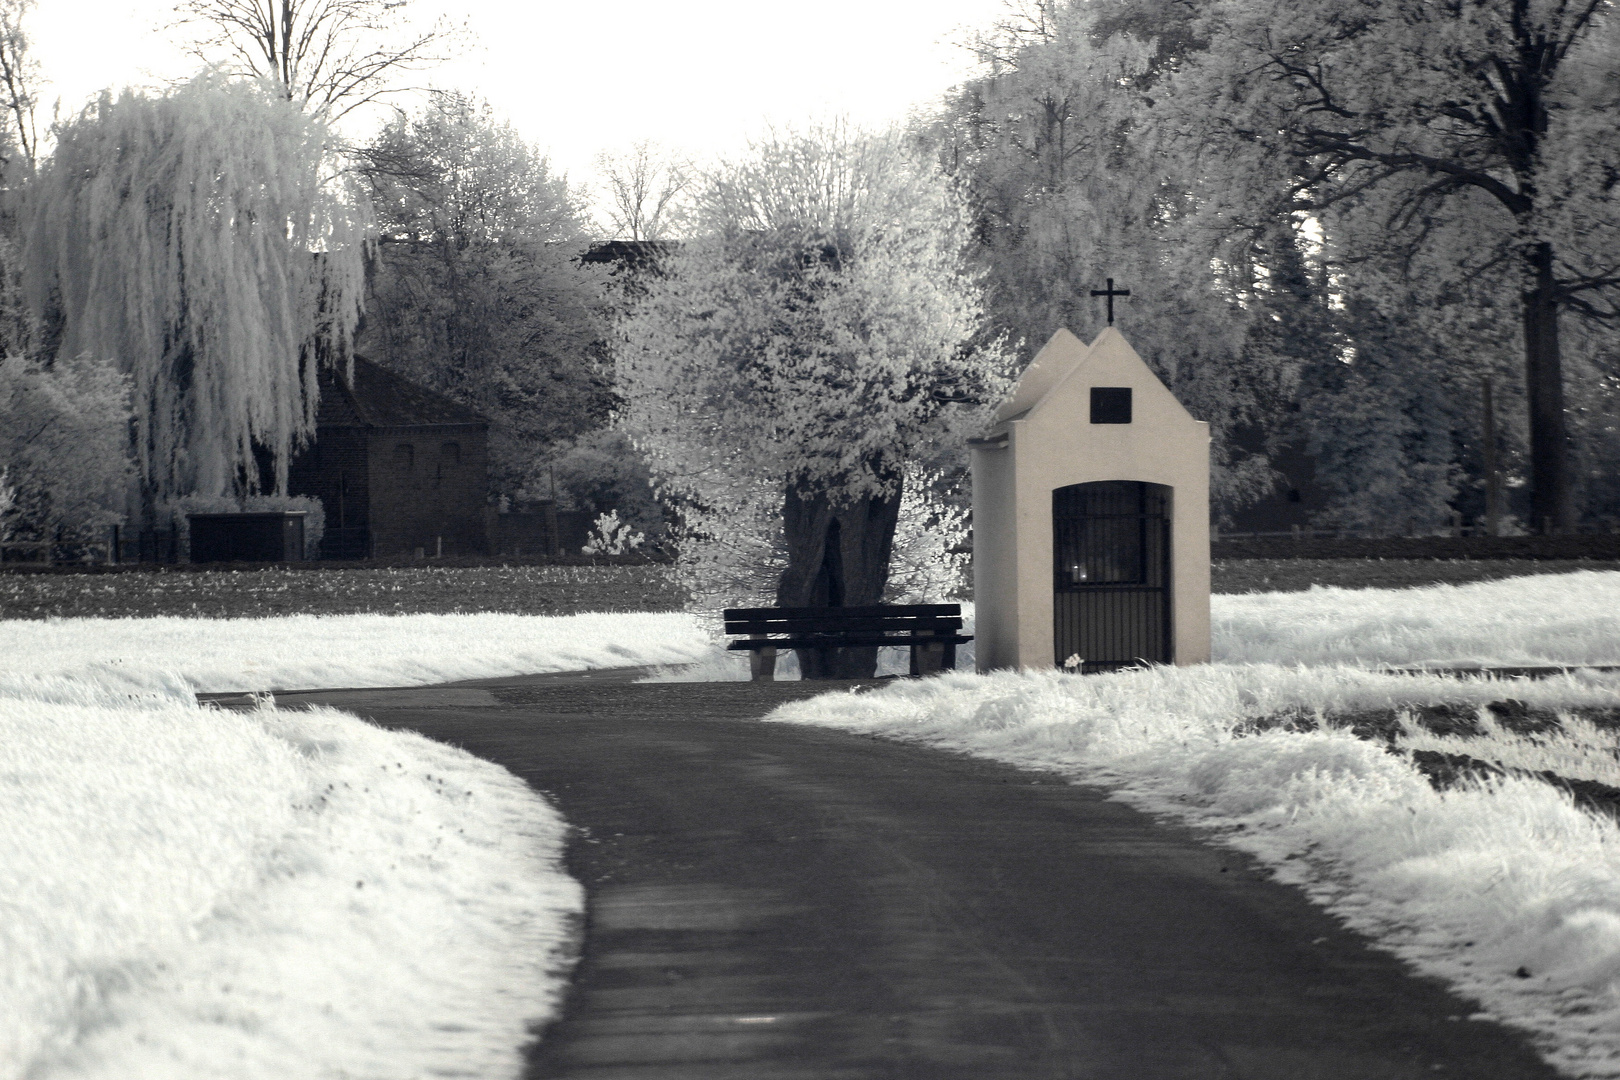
255 670 1562 1080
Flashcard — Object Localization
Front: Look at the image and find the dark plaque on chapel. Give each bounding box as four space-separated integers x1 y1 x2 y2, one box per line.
1090 387 1133 424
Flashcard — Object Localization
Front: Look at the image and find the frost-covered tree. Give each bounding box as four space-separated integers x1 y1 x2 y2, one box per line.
927 0 1306 518
618 125 1011 674
24 76 368 516
0 352 132 542
884 467 971 603
1175 0 1620 532
359 92 611 498
172 0 458 120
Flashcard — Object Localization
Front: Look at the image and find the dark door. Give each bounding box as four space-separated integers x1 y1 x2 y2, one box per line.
1053 481 1171 672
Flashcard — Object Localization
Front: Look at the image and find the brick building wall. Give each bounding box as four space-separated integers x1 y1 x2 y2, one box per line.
289 357 492 559
365 424 489 556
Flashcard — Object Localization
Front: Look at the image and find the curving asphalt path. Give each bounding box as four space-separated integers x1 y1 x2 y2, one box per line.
248 669 1564 1080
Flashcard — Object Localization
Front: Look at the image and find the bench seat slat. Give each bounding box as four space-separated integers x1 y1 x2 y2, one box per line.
728 634 973 651
724 604 961 620
724 616 963 635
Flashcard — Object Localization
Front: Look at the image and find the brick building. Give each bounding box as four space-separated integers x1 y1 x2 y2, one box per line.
289 357 490 558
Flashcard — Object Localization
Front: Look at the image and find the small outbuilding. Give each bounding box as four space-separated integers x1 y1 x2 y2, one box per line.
288 357 490 559
187 511 307 564
970 327 1211 673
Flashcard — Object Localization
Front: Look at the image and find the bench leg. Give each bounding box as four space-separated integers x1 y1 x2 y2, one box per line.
750 646 778 682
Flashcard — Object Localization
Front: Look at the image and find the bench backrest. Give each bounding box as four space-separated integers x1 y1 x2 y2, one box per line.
723 604 963 636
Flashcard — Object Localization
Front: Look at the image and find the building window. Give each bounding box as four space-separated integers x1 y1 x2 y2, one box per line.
440 442 460 467
1089 387 1132 424
394 443 414 471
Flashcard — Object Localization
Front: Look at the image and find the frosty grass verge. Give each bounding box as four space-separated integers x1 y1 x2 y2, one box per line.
1 695 581 1080
765 571 1620 1078
4 610 714 699
0 612 714 1080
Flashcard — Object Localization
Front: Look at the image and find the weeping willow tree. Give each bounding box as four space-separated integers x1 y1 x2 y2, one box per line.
24 75 368 515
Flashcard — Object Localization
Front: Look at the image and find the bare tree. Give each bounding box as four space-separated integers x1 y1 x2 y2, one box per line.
171 0 460 120
0 0 38 174
595 140 691 241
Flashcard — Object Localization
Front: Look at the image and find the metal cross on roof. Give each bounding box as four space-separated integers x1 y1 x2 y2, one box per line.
1090 278 1131 325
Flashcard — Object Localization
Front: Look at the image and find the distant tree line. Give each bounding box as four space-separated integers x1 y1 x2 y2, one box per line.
2 0 1616 589
928 0 1620 535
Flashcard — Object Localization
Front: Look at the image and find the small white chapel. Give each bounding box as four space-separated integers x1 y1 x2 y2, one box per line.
970 326 1211 673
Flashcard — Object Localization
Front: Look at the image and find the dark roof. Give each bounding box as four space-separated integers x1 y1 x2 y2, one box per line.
317 355 487 430
581 239 676 269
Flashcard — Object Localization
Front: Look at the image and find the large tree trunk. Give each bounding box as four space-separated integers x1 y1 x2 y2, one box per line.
777 475 903 679
1522 242 1575 534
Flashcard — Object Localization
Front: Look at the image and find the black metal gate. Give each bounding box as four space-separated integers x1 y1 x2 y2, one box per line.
1053 481 1171 672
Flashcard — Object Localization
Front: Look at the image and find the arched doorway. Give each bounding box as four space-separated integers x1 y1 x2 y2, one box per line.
1052 481 1172 672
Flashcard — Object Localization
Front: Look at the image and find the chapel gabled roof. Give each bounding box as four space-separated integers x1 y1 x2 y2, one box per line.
315 355 488 430
993 327 1090 424
1031 327 1200 427
986 327 1200 438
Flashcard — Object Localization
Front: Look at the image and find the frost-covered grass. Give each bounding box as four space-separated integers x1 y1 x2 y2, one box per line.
646 570 1620 681
12 568 1607 699
1 610 713 696
7 555 1600 622
1396 710 1620 790
1 686 582 1079
0 610 720 1076
0 609 715 1075
1214 569 1620 668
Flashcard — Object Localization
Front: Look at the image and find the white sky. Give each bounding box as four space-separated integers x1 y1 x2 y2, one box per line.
28 0 1003 199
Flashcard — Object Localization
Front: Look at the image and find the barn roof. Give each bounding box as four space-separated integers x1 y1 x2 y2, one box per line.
316 356 487 430
581 239 675 269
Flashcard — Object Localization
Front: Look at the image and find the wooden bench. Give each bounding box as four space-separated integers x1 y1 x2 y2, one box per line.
723 604 972 681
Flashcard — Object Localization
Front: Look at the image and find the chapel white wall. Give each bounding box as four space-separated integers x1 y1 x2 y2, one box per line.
970 437 1019 670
